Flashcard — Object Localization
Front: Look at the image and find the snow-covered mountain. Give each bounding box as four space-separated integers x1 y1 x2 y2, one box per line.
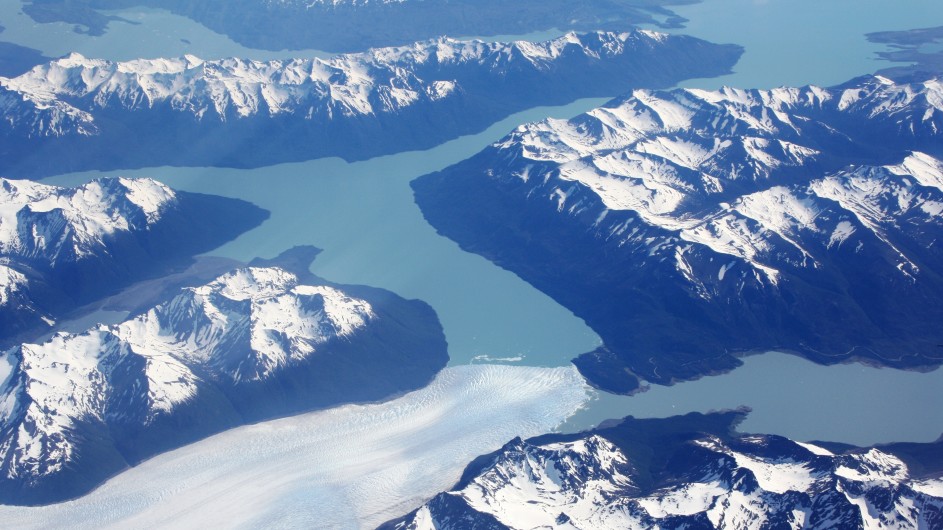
0 30 742 176
385 413 943 529
0 257 448 505
0 177 267 347
413 75 943 394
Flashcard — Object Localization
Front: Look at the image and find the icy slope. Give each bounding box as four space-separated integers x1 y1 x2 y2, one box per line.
0 365 587 528
0 262 448 505
0 176 267 346
413 75 943 393
0 30 742 176
388 413 943 530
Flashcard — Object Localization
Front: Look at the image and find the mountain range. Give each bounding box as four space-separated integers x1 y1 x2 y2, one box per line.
384 411 943 529
0 30 741 177
413 75 943 393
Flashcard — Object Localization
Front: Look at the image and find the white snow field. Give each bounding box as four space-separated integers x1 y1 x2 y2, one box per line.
0 365 589 529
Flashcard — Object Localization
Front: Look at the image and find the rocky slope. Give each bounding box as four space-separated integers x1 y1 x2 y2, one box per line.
0 247 448 505
413 75 943 393
384 412 943 529
0 30 742 176
0 176 267 348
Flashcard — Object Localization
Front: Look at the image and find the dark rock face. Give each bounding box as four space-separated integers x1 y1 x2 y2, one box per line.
0 31 742 178
383 412 943 530
0 246 449 505
413 75 943 394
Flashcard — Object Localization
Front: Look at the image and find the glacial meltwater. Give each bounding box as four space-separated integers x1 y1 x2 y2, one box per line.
8 0 943 450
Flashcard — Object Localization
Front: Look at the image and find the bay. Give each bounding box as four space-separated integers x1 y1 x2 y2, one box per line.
564 352 943 446
42 99 609 368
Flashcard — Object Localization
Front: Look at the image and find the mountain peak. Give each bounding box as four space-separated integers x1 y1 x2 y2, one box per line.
196 266 300 301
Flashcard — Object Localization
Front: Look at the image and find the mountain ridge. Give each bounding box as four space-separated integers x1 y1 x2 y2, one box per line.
0 30 742 177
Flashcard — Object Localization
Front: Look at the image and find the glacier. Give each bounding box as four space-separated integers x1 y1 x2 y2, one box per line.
0 364 589 528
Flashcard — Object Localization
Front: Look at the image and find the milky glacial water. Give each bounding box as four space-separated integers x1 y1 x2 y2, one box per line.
42 107 943 446
9 0 943 449
42 99 609 368
662 0 943 89
37 309 129 343
0 3 332 61
565 352 943 446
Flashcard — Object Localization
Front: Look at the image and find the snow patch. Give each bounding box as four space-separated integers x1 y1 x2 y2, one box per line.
795 441 834 457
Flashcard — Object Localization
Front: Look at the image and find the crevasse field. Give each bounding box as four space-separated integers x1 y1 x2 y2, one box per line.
0 365 589 528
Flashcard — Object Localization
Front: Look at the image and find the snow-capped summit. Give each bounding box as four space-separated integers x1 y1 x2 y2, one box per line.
387 414 943 530
0 266 373 482
141 266 375 382
0 259 448 505
444 435 638 528
1 49 455 129
413 75 943 393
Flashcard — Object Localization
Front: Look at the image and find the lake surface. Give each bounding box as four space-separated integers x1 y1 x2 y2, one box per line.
663 0 943 89
564 352 943 446
0 3 332 61
43 102 943 446
43 99 609 368
8 0 943 449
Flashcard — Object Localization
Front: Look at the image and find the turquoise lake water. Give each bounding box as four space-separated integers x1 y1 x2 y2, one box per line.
8 0 943 445
43 100 609 368
663 0 943 89
0 3 331 61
